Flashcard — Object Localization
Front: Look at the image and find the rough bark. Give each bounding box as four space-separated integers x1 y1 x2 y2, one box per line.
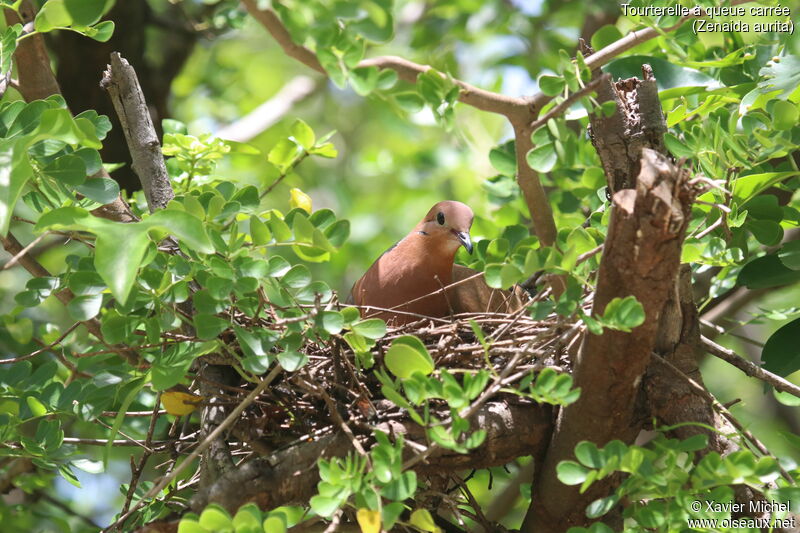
101 53 175 212
192 399 553 513
3 1 61 100
523 149 697 531
588 64 669 194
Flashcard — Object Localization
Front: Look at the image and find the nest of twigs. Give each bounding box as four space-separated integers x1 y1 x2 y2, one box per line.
188 302 580 466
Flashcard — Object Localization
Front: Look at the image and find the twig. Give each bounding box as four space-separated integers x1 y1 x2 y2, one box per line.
120 392 163 517
528 75 609 132
101 52 174 212
653 353 793 484
305 378 370 460
403 344 531 470
61 438 172 447
1 231 48 270
35 490 101 530
702 337 800 400
103 364 283 532
260 151 310 199
0 322 79 364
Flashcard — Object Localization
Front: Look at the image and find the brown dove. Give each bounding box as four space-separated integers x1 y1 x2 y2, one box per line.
348 201 526 325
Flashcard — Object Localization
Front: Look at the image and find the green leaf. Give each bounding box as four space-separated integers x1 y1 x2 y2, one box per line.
586 494 619 519
538 75 565 97
34 0 72 32
317 311 344 334
281 265 311 289
591 24 623 50
84 20 114 42
250 215 271 245
663 133 694 159
381 471 417 501
309 495 341 518
758 54 800 98
277 350 308 372
778 241 800 271
290 119 315 150
747 219 783 246
0 138 35 235
575 441 605 469
738 254 800 289
76 177 120 204
262 515 287 533
489 142 516 176
604 56 720 98
556 460 589 485
384 337 434 379
37 207 212 302
199 504 232 531
394 92 424 113
67 294 103 321
350 66 379 96
733 172 799 203
762 318 800 377
64 0 106 26
409 509 438 532
526 143 557 173
268 138 300 171
600 296 645 332
193 314 228 340
0 25 21 79
351 318 386 340
772 100 799 131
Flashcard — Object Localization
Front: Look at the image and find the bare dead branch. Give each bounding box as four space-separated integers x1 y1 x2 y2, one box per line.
101 53 174 212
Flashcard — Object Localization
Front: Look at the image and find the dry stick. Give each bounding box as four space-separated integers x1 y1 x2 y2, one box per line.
528 74 610 133
103 365 282 532
653 353 794 484
120 392 163 517
702 336 800 400
1 231 47 270
1 322 79 364
101 52 174 212
403 345 530 470
61 438 172 447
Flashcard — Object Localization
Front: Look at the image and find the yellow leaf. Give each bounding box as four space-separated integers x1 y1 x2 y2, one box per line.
161 389 204 416
356 508 381 533
409 509 441 532
289 188 313 213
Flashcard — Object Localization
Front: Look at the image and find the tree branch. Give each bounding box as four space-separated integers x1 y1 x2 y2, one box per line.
702 336 800 399
239 0 559 247
101 52 174 212
3 1 61 100
523 150 698 532
193 399 552 513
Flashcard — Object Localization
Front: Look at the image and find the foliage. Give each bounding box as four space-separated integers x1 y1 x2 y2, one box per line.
560 434 798 532
1 0 800 531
